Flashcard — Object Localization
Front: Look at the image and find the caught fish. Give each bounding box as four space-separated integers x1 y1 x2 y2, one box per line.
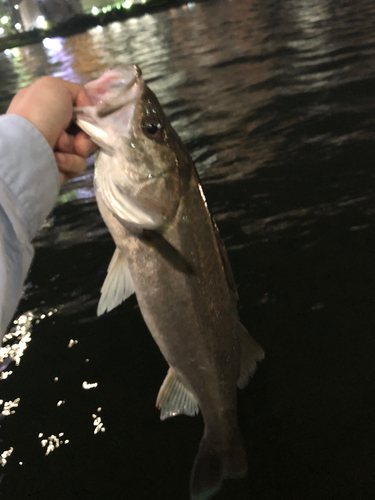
75 65 264 500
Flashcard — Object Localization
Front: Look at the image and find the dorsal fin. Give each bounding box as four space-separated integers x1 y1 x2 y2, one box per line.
237 323 265 389
211 215 238 299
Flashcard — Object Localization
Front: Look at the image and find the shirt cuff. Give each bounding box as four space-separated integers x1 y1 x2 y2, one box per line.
0 114 60 240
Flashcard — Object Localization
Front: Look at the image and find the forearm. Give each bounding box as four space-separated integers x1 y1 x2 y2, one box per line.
0 115 59 341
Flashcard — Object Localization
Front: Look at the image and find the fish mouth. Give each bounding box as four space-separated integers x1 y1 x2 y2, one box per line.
95 65 143 118
74 65 145 147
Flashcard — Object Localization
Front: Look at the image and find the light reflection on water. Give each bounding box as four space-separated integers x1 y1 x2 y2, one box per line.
0 447 13 467
92 409 106 434
0 313 34 372
40 433 69 456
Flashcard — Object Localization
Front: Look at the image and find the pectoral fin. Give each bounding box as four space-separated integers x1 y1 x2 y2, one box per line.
156 367 199 420
97 248 135 316
140 230 194 274
237 323 264 389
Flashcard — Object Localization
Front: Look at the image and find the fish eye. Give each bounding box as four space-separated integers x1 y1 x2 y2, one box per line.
143 120 163 139
147 123 159 135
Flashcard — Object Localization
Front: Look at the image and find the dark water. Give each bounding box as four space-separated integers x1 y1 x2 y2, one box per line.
1 0 375 498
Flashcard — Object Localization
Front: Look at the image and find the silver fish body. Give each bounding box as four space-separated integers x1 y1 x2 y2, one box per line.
76 65 264 500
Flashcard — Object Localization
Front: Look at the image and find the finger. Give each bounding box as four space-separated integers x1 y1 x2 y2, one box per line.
55 151 86 175
54 151 86 183
59 171 68 185
74 131 98 158
55 130 75 154
58 79 93 108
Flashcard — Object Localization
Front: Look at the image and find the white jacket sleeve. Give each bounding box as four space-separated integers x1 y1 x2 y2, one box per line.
0 114 60 342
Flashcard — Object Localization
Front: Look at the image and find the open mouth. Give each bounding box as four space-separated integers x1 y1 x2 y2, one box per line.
95 66 143 118
74 65 145 145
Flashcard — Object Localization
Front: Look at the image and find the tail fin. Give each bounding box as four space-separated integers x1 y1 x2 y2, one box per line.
190 432 247 500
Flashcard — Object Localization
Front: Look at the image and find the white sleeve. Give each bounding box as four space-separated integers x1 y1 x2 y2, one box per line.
0 114 60 342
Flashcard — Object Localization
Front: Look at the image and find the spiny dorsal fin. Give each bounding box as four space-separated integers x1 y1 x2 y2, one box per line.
97 248 135 316
237 323 265 390
211 215 238 300
156 367 199 420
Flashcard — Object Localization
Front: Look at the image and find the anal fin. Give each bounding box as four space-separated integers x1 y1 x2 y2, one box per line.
237 323 264 390
156 367 199 420
97 248 135 316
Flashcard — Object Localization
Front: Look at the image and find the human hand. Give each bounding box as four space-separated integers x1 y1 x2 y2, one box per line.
6 76 98 185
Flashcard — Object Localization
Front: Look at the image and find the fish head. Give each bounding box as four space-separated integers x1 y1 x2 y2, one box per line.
75 65 189 230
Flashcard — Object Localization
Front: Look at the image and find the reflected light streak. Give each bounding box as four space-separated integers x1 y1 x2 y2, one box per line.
82 381 98 389
92 408 105 434
43 37 64 52
35 16 47 29
288 0 331 47
0 371 12 380
0 447 13 467
90 25 103 33
40 433 69 456
110 21 122 32
198 184 208 207
0 313 33 373
0 398 20 419
7 48 20 58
